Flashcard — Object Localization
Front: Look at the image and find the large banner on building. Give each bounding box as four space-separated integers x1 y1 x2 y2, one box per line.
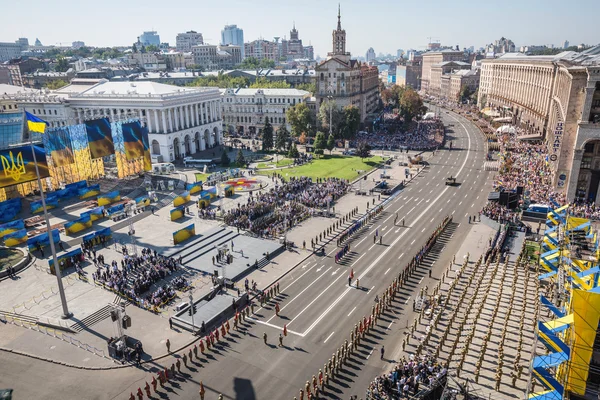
85 118 115 159
173 223 195 245
46 127 74 167
122 121 145 161
3 228 28 247
27 229 60 251
31 197 59 214
0 145 49 188
0 219 25 239
142 126 152 171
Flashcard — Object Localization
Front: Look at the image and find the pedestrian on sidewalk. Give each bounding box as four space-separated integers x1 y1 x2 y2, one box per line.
380 346 385 359
169 318 173 330
166 338 171 353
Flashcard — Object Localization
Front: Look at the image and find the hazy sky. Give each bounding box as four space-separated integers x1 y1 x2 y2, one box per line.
1 0 598 57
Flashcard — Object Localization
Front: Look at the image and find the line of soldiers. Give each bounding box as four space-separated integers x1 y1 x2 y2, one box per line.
313 207 359 249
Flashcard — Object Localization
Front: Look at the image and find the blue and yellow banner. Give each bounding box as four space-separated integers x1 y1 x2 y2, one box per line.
64 214 92 235
27 229 60 251
85 118 115 159
0 219 25 239
31 197 59 214
48 248 83 273
25 111 47 134
78 184 101 199
106 203 124 216
82 227 112 244
173 191 191 207
81 206 105 222
97 190 120 207
3 228 28 247
186 182 203 195
173 223 195 245
122 121 146 161
0 145 50 189
0 198 22 223
135 196 150 207
170 205 186 221
142 125 151 172
45 127 74 167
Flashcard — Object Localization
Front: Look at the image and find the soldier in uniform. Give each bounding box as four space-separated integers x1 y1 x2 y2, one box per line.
183 352 188 368
263 332 268 345
176 358 182 373
279 333 284 347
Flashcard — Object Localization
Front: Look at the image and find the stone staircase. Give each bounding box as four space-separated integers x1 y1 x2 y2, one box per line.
69 304 113 333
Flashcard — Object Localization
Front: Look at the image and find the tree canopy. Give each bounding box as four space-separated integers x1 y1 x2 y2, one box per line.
188 74 250 88
235 149 246 167
286 102 315 137
262 117 274 151
275 125 290 152
249 77 291 89
44 79 68 90
399 87 426 123
54 56 70 72
237 57 275 70
356 142 372 160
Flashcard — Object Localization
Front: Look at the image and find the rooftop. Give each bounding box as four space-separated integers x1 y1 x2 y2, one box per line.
220 88 310 96
0 84 39 98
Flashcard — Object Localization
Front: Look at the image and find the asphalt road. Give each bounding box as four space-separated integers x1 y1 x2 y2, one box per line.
0 109 495 400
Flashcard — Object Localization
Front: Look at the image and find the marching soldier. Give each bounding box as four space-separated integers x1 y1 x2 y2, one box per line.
144 382 151 398
263 332 268 345
199 381 206 400
176 358 182 373
279 333 284 347
193 344 198 359
151 375 158 392
183 352 188 368
170 362 176 378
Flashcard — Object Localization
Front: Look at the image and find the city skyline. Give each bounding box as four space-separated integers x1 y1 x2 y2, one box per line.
1 0 598 58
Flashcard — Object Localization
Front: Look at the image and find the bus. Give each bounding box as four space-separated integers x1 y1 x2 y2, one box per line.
183 157 214 168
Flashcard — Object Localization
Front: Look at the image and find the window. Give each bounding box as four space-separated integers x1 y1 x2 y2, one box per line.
581 156 593 169
334 73 336 78
320 73 324 81
585 142 595 154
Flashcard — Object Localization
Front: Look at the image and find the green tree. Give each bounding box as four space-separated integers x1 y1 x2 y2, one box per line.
296 82 316 94
55 56 70 72
235 149 246 167
187 64 204 71
356 142 372 160
318 99 343 138
187 73 249 88
399 87 426 123
132 43 138 53
145 44 159 52
286 102 314 137
44 79 68 90
313 132 326 158
287 143 300 158
262 117 274 151
259 59 275 69
238 57 260 69
249 77 291 89
275 125 290 152
326 133 335 154
342 105 360 139
221 149 231 166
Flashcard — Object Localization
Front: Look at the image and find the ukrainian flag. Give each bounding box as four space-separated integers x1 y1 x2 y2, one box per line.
25 111 48 134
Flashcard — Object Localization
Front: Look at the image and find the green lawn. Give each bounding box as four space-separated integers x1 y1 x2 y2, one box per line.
259 155 385 181
256 158 293 169
195 173 210 183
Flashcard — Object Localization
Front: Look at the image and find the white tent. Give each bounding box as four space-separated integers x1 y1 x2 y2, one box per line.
496 125 517 134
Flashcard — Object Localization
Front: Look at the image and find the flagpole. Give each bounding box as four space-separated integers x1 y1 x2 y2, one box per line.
26 112 72 319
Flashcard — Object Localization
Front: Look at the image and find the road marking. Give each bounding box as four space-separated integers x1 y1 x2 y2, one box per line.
459 201 463 205
404 297 410 305
384 267 391 275
301 125 473 337
323 331 335 343
395 228 401 233
471 203 475 208
382 226 387 231
351 253 365 267
382 213 394 224
316 265 324 272
398 252 405 259
447 199 450 203
367 286 375 294
421 228 426 233
419 277 424 284
439 208 443 213
267 266 333 322
430 217 435 222
356 234 369 246
347 307 356 317
407 206 416 215
477 195 480 199
332 268 340 275
368 244 376 251
248 318 305 337
367 349 374 359
411 239 416 245
387 321 393 330
465 212 469 217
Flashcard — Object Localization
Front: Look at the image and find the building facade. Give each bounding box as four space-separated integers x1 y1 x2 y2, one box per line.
366 48 376 63
127 52 167 71
440 69 480 102
395 62 422 89
477 47 600 202
314 7 380 123
220 88 309 136
221 25 244 60
176 31 204 52
421 49 465 96
244 40 279 62
0 40 26 62
14 81 223 163
0 58 44 86
138 31 160 46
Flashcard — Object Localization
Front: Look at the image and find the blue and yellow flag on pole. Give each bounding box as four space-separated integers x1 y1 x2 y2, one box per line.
25 111 48 134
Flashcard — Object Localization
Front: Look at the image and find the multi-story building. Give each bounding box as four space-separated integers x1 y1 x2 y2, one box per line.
0 57 44 86
485 37 515 54
14 80 223 162
162 51 194 70
244 40 279 62
22 70 75 89
0 41 26 62
72 41 85 49
176 31 204 52
395 62 422 89
221 25 244 59
440 69 480 102
216 45 242 69
127 52 167 71
303 45 314 60
280 24 304 60
138 31 160 47
421 49 465 96
428 60 471 97
315 7 380 123
477 46 600 202
366 48 376 63
220 88 310 136
191 45 218 71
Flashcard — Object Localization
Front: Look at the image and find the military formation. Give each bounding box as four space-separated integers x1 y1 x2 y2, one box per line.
403 241 538 396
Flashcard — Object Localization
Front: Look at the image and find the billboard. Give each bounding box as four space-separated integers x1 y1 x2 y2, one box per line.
31 197 59 214
80 206 105 222
0 198 22 223
97 190 120 207
82 227 112 244
170 205 185 221
173 191 191 207
106 203 125 216
122 121 145 161
46 127 74 167
0 219 25 239
64 214 92 235
78 184 101 199
0 145 49 188
3 228 28 247
186 182 203 195
27 229 60 251
85 118 115 159
142 126 152 171
135 196 150 207
173 223 195 245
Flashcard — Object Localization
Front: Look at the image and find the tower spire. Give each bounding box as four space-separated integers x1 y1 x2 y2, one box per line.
337 4 341 30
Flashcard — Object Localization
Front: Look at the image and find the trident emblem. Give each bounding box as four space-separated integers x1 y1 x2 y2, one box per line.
1 151 26 182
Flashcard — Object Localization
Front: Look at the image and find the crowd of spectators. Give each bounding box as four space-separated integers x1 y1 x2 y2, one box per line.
92 248 188 308
223 176 349 238
365 355 447 399
355 118 444 151
568 202 600 220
